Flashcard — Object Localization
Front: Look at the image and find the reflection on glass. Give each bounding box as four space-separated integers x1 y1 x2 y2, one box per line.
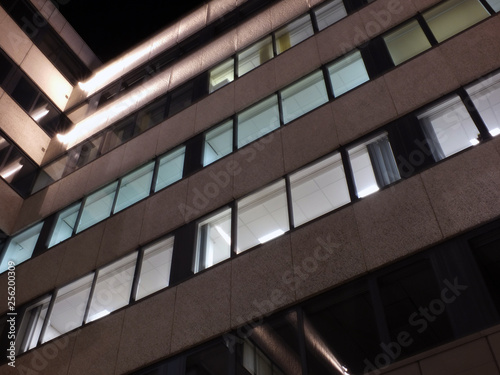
238 37 274 76
486 0 500 11
0 222 43 272
237 180 289 253
275 14 314 54
194 208 231 273
327 50 370 97
48 203 81 248
384 20 432 66
423 0 490 43
114 162 154 213
314 0 348 31
42 274 94 343
417 95 480 161
136 236 174 300
281 71 329 124
86 252 137 323
237 96 280 148
155 146 185 192
76 182 118 233
203 120 233 166
290 153 350 227
209 58 235 93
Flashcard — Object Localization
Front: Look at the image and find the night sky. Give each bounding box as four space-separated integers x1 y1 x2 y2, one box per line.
56 0 209 63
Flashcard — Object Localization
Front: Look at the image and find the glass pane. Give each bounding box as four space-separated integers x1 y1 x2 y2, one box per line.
238 37 274 77
237 180 289 254
384 20 432 66
48 203 81 248
275 14 314 55
186 341 231 374
281 71 329 124
41 273 94 343
155 146 185 192
302 280 380 375
328 50 370 97
0 222 43 272
348 133 401 198
203 120 233 166
136 97 168 132
290 153 350 227
86 252 137 323
209 58 235 93
486 0 500 11
136 236 174 300
11 76 38 111
114 162 154 213
378 260 454 358
18 297 51 353
0 51 14 85
76 182 118 233
423 0 490 43
466 72 500 137
0 145 38 196
168 82 194 116
194 208 231 273
237 96 280 148
314 0 348 31
104 116 137 151
237 311 299 375
417 95 480 161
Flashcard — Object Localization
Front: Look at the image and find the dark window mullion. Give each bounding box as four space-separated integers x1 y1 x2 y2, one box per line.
416 14 438 46
285 176 295 230
130 249 144 304
457 87 492 141
82 272 99 324
37 292 56 347
340 148 358 203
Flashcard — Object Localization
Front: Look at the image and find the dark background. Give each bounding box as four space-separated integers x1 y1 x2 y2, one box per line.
55 0 209 62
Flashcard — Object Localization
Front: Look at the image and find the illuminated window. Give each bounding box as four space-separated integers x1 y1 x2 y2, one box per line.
155 146 185 192
348 133 400 198
281 71 329 124
237 180 289 253
209 58 235 93
48 203 81 248
86 252 137 323
194 209 232 273
237 96 280 148
417 95 480 161
466 72 500 137
290 153 350 227
327 51 369 97
274 14 314 55
0 223 43 273
384 20 432 66
203 120 233 166
76 182 118 233
238 37 274 76
314 0 348 31
114 162 154 213
41 274 94 343
423 0 490 43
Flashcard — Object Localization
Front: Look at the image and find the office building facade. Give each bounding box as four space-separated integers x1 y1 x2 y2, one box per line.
1 0 500 374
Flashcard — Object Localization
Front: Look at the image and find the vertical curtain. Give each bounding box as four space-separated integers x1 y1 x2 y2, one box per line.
420 118 446 161
367 136 401 187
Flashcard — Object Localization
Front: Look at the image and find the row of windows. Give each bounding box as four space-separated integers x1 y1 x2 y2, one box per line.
32 0 367 194
0 145 186 272
0 0 91 84
0 48 70 137
1 55 500 274
32 0 500 196
3 235 174 355
4 206 500 373
127 219 500 375
66 0 360 122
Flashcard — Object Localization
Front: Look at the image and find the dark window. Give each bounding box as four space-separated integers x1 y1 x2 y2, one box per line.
303 279 380 374
377 259 454 360
11 76 38 111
